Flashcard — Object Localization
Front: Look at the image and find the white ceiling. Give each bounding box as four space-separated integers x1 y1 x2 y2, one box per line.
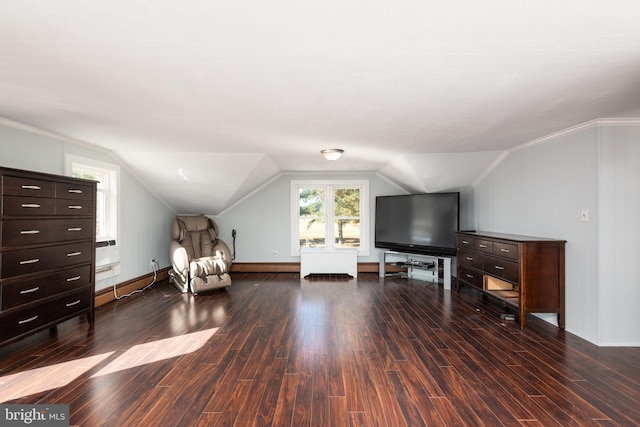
2 1 640 214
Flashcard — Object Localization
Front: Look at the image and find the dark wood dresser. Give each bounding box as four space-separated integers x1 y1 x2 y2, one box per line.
456 231 565 329
1 167 96 346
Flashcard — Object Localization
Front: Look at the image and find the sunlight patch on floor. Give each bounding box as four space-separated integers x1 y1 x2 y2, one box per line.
91 327 219 378
0 353 115 402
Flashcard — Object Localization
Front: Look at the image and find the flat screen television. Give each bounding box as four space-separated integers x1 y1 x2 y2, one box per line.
375 192 460 256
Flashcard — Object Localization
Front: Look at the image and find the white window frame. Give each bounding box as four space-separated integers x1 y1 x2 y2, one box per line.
291 180 369 256
65 155 120 244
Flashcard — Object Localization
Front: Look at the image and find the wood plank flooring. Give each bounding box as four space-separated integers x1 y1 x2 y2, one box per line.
1 272 639 426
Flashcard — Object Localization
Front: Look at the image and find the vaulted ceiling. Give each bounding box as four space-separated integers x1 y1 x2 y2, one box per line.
2 1 640 214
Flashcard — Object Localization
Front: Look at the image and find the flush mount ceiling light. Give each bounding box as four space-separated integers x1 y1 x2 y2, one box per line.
320 149 344 161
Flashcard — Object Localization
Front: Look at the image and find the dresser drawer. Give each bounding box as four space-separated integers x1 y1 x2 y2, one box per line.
475 239 493 254
1 218 94 246
492 241 519 260
56 198 94 216
1 242 93 279
2 265 92 310
457 249 482 269
457 235 475 249
56 182 94 200
2 175 56 198
2 196 93 216
458 264 483 289
0 289 91 342
483 257 519 283
2 196 57 215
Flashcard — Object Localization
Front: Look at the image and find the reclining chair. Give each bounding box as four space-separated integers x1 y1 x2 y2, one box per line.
168 215 232 294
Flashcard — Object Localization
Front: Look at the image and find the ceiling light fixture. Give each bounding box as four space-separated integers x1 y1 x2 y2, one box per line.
321 149 344 161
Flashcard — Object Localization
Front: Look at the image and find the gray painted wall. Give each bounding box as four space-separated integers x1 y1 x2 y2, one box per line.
214 172 408 264
472 123 639 346
0 122 176 292
214 171 474 266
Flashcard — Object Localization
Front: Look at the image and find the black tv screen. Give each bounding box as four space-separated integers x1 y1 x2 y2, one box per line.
375 192 460 256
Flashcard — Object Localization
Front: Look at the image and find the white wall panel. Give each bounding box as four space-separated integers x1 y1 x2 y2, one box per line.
473 128 600 342
597 126 640 345
474 123 640 345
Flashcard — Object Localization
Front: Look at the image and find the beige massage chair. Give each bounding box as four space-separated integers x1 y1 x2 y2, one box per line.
168 215 232 294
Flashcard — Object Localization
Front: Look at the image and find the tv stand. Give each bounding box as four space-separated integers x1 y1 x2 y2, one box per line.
379 251 452 290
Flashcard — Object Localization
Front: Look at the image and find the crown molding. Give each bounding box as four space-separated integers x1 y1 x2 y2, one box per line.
510 118 640 152
472 118 640 188
0 117 114 154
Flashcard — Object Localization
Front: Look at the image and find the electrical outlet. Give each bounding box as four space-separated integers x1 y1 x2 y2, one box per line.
150 259 157 267
273 250 278 257
581 209 589 222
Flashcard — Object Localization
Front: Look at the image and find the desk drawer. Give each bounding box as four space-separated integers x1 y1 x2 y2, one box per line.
1 218 93 246
2 265 92 310
1 242 93 278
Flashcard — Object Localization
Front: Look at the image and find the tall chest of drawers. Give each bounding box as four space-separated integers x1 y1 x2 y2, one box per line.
456 231 565 329
1 167 96 346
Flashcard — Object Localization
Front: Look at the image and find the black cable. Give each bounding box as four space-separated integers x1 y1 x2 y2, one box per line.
231 229 237 261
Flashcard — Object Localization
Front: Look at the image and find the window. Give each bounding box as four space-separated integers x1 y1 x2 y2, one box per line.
291 180 369 255
65 155 119 243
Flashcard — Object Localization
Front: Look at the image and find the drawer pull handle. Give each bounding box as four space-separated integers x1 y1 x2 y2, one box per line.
68 189 83 194
66 299 81 307
21 203 41 208
67 251 82 257
465 274 474 278
462 240 469 244
479 244 488 248
67 276 81 282
67 227 82 232
20 230 40 235
68 205 83 209
494 265 505 270
20 286 40 294
500 248 510 253
19 315 39 324
465 256 473 261
20 258 40 265
21 185 41 190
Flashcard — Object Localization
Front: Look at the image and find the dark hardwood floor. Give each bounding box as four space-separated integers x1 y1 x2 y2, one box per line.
1 272 639 426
